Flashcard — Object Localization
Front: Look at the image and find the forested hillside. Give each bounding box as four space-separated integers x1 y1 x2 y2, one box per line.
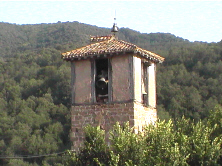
0 21 222 165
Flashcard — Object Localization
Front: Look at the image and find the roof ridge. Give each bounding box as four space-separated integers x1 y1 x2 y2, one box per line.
90 35 114 42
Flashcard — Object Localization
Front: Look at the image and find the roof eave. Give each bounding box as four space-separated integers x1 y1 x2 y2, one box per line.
62 52 164 63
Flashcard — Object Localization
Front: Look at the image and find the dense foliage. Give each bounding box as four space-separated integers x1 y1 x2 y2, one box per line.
0 50 71 165
0 21 222 165
68 106 222 166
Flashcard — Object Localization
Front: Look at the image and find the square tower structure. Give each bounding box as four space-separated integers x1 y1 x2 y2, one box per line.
62 35 164 150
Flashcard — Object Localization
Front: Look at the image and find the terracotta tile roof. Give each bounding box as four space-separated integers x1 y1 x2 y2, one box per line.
90 35 113 42
62 35 164 63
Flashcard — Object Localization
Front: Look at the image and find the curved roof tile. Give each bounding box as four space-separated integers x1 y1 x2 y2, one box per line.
61 35 164 63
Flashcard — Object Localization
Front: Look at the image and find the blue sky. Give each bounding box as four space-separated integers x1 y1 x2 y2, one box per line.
0 1 222 43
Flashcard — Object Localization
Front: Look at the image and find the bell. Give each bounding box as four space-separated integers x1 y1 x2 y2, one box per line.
111 23 119 33
96 77 108 89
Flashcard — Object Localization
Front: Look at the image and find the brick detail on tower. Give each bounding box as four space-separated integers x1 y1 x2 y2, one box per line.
70 102 157 150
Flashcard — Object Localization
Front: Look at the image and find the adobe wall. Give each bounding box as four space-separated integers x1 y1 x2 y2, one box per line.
72 60 92 104
112 55 132 101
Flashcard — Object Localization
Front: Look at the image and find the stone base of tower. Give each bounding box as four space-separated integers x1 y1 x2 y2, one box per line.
70 101 157 151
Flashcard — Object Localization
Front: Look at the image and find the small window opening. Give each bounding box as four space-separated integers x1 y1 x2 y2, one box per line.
95 59 108 103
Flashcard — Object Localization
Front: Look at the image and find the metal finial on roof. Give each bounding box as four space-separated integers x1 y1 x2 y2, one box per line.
111 11 119 34
111 22 118 33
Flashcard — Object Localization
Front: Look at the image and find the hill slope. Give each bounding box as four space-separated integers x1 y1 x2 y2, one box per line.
1 21 222 119
0 21 222 165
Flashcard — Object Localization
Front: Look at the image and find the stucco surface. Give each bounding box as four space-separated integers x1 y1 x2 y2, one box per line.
133 56 142 102
112 55 131 101
74 60 92 103
148 63 156 107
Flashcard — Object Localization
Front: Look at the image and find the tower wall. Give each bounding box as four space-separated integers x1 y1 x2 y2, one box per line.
148 63 156 107
112 55 132 101
70 102 157 150
133 56 142 102
134 102 157 133
72 60 92 104
70 55 158 151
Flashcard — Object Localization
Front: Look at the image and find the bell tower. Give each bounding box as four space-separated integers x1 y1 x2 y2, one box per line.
62 24 164 150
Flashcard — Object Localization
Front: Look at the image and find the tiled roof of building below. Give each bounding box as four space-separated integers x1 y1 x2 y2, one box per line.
61 35 165 63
